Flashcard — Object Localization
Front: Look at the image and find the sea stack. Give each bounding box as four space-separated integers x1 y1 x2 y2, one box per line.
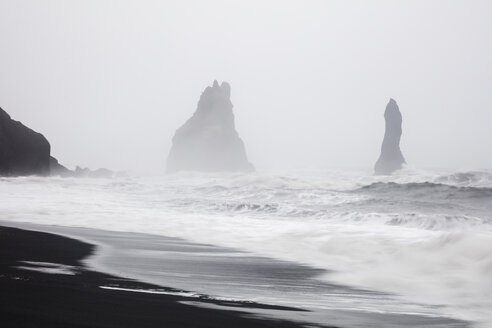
374 99 406 175
0 107 51 176
166 80 254 173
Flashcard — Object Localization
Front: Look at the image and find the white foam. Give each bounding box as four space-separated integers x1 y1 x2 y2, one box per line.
100 286 200 297
99 286 251 303
16 261 77 275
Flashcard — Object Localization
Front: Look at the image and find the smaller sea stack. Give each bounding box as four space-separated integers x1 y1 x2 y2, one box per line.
374 99 406 175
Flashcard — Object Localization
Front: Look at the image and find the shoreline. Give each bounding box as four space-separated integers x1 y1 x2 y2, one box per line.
0 221 471 328
0 224 321 328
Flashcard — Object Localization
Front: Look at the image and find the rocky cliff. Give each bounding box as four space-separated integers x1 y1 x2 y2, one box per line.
374 99 406 175
166 80 254 173
1 107 115 178
0 107 51 176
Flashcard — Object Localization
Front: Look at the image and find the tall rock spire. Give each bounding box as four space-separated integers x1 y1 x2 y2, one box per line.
166 81 254 173
374 99 406 175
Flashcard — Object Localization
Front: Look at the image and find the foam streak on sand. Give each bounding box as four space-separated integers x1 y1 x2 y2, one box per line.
100 286 201 298
0 168 491 326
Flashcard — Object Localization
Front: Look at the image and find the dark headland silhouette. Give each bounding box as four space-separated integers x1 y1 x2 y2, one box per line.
374 99 406 175
0 106 112 177
0 107 51 176
167 80 254 173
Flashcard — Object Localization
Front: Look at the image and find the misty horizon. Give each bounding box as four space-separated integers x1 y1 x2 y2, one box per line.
1 0 491 173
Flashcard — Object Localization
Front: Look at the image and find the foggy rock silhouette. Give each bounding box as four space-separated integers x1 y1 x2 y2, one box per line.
374 99 406 175
50 159 115 178
0 107 51 176
166 80 254 173
50 156 75 177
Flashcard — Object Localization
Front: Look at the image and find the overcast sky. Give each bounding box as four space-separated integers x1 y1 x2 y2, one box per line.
0 0 490 172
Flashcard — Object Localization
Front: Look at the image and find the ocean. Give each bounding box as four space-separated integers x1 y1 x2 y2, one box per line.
1 168 491 327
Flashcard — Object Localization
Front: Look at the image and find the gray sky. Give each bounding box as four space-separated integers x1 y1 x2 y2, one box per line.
0 0 491 172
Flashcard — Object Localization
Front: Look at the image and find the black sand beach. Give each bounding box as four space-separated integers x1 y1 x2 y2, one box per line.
0 223 471 328
0 225 321 328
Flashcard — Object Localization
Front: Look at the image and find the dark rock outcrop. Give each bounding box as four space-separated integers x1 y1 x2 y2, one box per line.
50 156 74 177
50 160 114 178
0 107 51 176
374 99 406 175
166 80 254 173
1 107 114 178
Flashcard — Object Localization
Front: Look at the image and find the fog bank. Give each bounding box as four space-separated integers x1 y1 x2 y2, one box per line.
0 0 491 172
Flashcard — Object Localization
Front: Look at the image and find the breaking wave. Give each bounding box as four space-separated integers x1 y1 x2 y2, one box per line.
357 181 492 201
435 171 492 188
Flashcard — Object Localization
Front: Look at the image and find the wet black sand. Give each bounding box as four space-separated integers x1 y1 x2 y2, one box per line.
0 225 322 328
0 223 471 328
